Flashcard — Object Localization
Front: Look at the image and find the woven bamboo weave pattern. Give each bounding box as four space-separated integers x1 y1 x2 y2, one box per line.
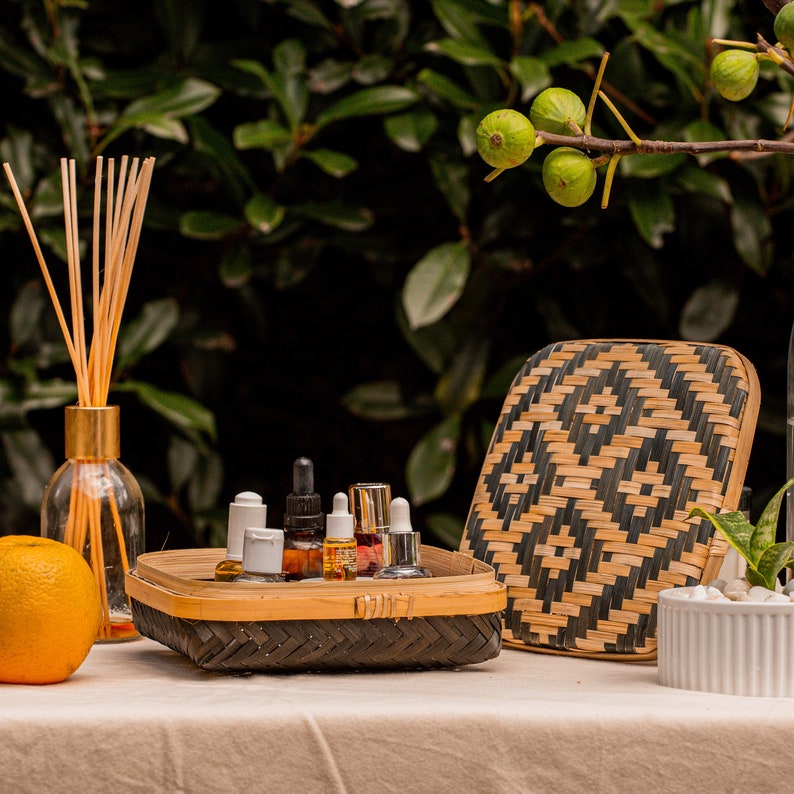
131 600 503 672
459 340 759 660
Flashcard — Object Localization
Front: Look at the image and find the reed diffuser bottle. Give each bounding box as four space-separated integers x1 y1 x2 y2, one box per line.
42 405 144 642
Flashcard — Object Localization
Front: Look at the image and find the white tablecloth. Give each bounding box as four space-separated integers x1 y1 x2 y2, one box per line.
1 637 789 793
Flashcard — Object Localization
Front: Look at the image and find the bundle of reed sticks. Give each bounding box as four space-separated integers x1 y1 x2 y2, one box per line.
4 156 155 639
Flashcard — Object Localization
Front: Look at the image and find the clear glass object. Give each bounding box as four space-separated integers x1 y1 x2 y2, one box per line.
374 496 432 580
233 527 285 583
41 406 144 642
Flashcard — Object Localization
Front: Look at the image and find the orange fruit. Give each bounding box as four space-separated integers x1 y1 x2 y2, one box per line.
0 535 101 685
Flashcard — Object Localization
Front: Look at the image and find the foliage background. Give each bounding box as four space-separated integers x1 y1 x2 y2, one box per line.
0 0 791 551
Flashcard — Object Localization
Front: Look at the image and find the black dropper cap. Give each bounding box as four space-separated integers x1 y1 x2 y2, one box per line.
284 457 324 530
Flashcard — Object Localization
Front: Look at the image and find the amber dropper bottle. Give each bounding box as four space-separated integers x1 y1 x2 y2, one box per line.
215 492 267 582
283 457 325 581
323 492 357 581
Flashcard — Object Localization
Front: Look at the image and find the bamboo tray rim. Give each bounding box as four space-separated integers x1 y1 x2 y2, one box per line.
126 546 507 622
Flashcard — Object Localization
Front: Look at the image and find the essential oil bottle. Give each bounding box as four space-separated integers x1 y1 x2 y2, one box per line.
233 527 286 583
215 492 267 582
282 457 324 581
348 482 390 577
323 492 357 581
374 496 432 580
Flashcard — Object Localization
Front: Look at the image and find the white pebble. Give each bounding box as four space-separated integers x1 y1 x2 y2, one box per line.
723 578 751 598
765 591 791 603
688 584 708 600
748 586 775 602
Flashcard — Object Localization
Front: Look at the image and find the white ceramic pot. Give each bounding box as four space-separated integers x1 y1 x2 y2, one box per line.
658 586 794 698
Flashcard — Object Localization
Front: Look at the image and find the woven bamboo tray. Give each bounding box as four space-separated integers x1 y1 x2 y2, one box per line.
125 546 506 672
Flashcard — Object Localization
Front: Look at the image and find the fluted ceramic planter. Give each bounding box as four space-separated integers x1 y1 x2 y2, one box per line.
658 586 794 698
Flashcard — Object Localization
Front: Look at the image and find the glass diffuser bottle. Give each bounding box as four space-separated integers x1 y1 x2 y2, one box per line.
41 405 144 642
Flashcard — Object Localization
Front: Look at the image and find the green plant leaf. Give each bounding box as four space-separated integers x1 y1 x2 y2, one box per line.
314 86 419 128
751 475 794 560
384 110 438 152
114 380 217 440
233 119 292 150
673 165 732 204
179 210 241 240
621 152 687 178
402 241 470 330
406 415 461 506
730 197 773 274
678 279 739 342
510 56 552 103
434 335 489 416
244 193 285 234
627 185 675 249
2 428 56 509
292 202 374 231
754 542 794 590
689 507 758 564
116 298 180 372
415 68 478 109
538 38 605 68
429 156 469 223
424 38 505 68
342 380 434 420
122 77 221 119
301 148 358 177
219 243 252 288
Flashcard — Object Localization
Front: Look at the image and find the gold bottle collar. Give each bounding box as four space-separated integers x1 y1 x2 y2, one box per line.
64 406 120 459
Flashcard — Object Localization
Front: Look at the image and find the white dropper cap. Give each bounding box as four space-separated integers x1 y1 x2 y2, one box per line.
326 492 354 539
241 527 284 575
227 492 267 561
389 496 413 532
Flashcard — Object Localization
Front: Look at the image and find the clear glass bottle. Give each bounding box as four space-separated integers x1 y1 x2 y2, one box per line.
233 527 285 583
323 492 357 581
215 492 267 581
41 405 144 642
374 497 432 580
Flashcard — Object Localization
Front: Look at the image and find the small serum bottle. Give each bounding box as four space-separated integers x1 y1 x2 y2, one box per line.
323 492 357 581
215 492 267 582
233 527 286 583
374 496 432 580
348 482 391 577
282 457 325 581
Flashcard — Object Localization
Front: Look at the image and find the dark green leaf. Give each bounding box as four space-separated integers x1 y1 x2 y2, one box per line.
244 193 285 234
233 119 292 150
538 38 605 68
434 335 489 415
620 152 687 178
424 38 505 68
415 68 478 109
315 86 419 128
301 148 358 177
429 156 469 223
627 186 675 249
219 243 252 288
406 415 461 506
674 165 732 204
115 380 217 439
679 279 739 341
730 198 773 274
116 298 180 372
179 210 241 240
342 380 434 420
2 428 56 508
292 202 374 231
384 110 438 152
510 56 552 103
403 241 470 329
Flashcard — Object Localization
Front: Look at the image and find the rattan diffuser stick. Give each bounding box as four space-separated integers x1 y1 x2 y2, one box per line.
4 156 154 641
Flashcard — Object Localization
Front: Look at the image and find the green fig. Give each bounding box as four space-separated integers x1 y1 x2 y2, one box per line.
476 109 535 169
775 1 794 52
710 49 759 102
529 87 587 136
542 147 596 207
